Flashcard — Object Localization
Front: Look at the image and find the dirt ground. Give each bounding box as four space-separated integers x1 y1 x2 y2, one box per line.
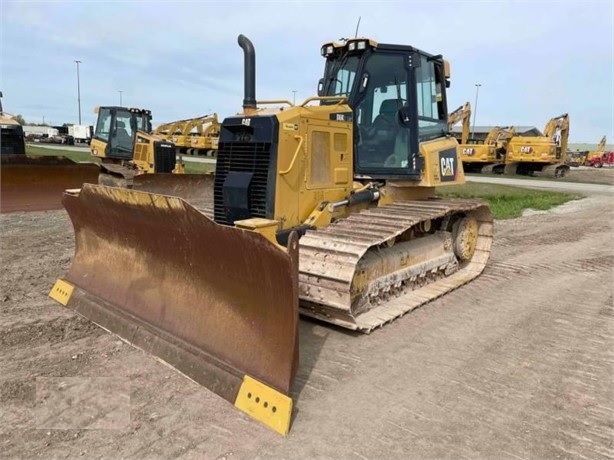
562 165 614 184
1 171 613 459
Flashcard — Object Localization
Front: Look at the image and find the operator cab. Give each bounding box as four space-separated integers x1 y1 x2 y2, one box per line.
318 38 450 179
93 107 152 159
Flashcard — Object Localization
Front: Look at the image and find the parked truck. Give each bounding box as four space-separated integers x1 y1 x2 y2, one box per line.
588 151 614 168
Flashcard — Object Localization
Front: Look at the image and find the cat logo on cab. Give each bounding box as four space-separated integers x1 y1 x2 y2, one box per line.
439 148 457 182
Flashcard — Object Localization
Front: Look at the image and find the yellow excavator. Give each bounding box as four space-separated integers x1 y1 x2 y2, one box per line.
461 126 516 174
154 113 220 157
505 113 570 177
0 91 99 213
50 35 493 435
448 101 471 144
449 101 514 174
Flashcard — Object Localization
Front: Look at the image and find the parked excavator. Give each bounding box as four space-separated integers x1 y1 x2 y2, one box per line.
154 113 220 157
448 100 514 173
504 113 570 177
448 101 471 144
0 91 99 213
461 126 516 174
50 35 493 435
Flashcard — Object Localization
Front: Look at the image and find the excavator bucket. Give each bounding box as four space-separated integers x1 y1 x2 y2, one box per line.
0 155 99 213
49 183 299 435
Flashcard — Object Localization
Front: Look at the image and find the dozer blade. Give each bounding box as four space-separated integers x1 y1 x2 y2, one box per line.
49 184 299 435
132 173 215 212
0 155 99 213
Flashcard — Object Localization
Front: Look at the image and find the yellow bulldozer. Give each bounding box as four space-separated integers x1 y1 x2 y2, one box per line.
0 91 99 213
50 35 493 435
504 113 570 177
154 113 220 157
90 106 185 187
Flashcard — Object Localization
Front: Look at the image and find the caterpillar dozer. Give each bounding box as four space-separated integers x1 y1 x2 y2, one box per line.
50 35 493 435
0 91 99 213
504 113 570 177
154 113 220 157
90 106 185 187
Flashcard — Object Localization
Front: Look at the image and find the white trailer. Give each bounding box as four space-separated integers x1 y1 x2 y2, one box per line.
68 124 93 144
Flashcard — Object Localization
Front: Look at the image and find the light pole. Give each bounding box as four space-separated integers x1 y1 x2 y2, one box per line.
75 60 82 124
472 83 481 140
292 90 297 105
118 90 123 107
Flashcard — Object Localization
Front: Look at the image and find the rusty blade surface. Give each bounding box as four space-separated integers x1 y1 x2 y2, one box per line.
132 173 214 211
0 155 99 213
62 183 299 396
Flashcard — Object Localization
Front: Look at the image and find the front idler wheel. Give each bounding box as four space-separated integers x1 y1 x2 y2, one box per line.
452 215 479 262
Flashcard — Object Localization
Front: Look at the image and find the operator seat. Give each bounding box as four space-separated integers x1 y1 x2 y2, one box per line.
365 98 402 163
114 120 132 149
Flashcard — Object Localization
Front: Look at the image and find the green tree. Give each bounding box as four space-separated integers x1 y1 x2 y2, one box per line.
13 114 26 125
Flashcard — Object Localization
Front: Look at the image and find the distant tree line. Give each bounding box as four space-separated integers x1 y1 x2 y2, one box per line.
9 114 73 128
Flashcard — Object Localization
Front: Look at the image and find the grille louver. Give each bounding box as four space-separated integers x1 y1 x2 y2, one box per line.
214 141 272 224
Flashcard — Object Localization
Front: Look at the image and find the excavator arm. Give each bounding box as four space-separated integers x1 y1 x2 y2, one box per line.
447 101 471 144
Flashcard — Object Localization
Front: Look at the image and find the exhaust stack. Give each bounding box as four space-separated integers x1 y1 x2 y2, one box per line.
238 34 256 111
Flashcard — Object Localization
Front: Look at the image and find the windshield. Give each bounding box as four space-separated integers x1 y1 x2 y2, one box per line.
135 114 152 132
322 54 361 97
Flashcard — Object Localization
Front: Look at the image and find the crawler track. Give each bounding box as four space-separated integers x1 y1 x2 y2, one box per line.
298 198 493 332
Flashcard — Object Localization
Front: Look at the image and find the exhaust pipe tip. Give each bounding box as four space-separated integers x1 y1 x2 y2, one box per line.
238 35 257 111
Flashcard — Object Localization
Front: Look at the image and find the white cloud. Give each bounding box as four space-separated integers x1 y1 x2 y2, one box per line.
1 0 612 140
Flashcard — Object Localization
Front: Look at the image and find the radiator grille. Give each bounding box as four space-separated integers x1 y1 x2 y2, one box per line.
214 141 272 224
153 143 176 173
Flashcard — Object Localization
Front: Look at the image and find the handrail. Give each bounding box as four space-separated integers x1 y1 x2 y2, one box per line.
257 99 294 107
300 95 347 106
279 135 303 176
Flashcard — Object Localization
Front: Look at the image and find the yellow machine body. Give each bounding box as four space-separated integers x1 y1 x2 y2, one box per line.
90 106 184 186
505 113 570 177
154 113 220 157
49 35 493 435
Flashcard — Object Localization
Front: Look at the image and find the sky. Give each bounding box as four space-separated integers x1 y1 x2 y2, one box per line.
1 0 612 143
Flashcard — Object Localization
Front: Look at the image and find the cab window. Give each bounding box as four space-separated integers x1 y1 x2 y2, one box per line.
355 53 410 169
94 107 112 141
415 55 447 141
